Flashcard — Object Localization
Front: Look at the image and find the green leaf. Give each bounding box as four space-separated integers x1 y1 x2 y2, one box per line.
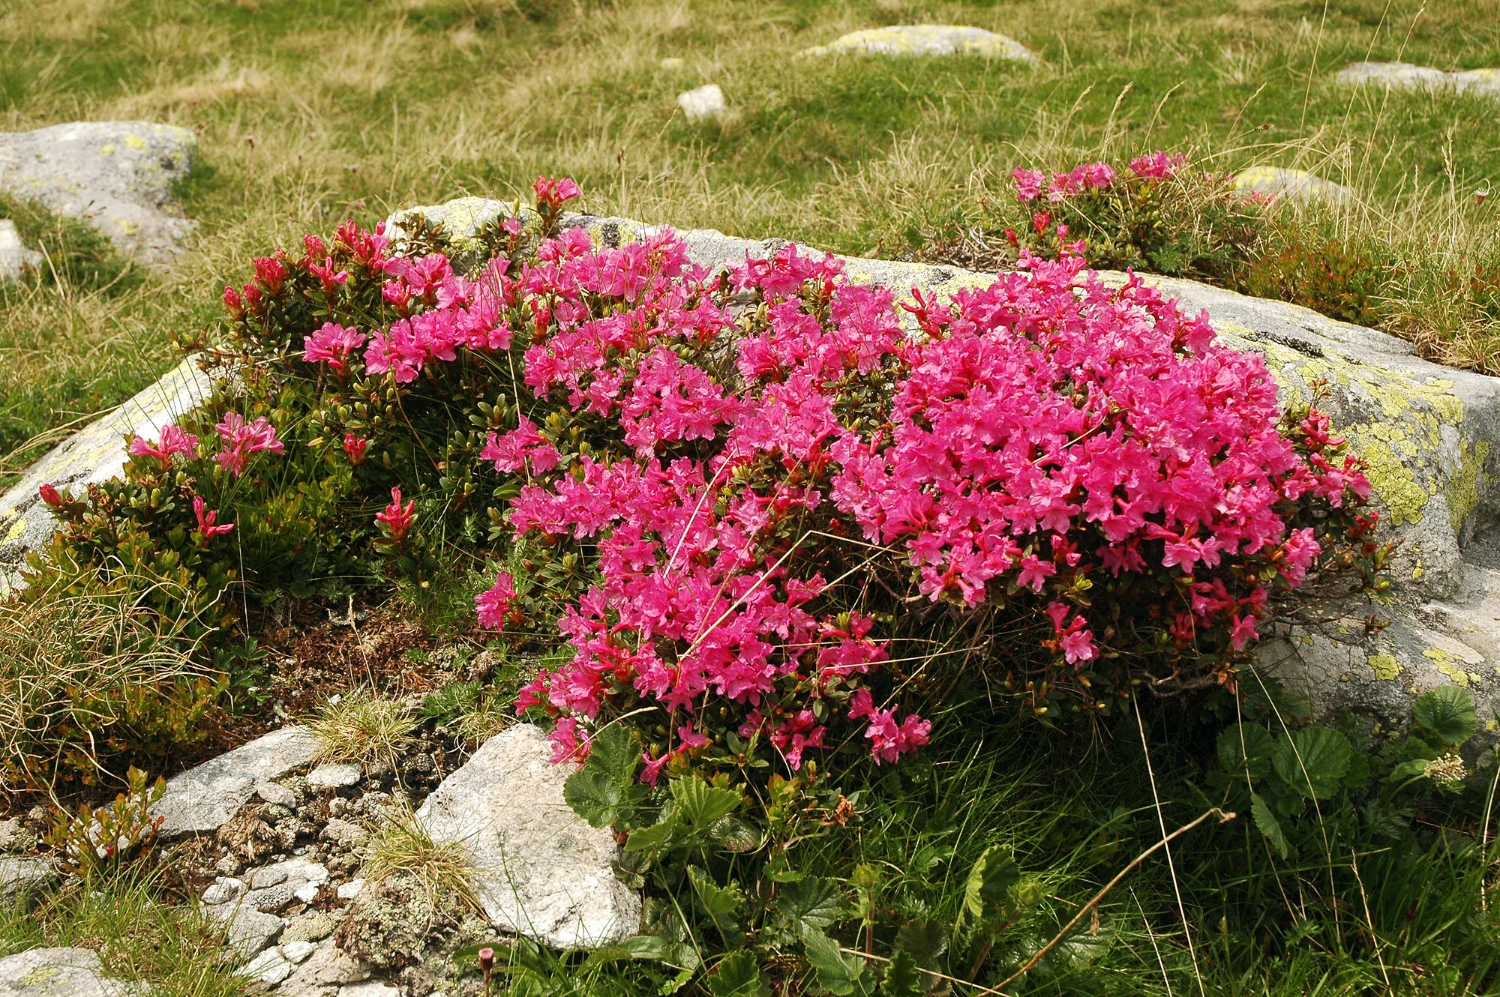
707 950 767 997
1250 792 1290 859
689 865 746 941
1271 726 1353 800
879 950 924 997
774 877 845 940
671 776 741 831
962 845 1021 924
893 917 948 967
562 724 643 827
804 931 873 996
709 815 763 852
1413 686 1478 746
1216 724 1275 780
625 816 681 853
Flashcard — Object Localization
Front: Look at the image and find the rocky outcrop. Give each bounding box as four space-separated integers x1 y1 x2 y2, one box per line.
799 25 1036 61
417 724 641 949
0 121 196 266
0 949 141 997
151 726 320 837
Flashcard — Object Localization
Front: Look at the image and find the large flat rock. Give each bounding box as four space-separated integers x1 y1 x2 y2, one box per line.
799 25 1035 61
0 949 140 997
1337 61 1500 99
417 724 641 950
151 725 320 837
0 122 196 266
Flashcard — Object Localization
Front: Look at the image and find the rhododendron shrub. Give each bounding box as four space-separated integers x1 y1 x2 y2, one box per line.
31 177 1384 792
912 151 1266 285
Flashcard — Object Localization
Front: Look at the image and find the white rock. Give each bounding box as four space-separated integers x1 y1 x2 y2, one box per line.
256 780 298 808
209 904 283 958
0 947 141 997
418 724 641 949
238 947 294 986
201 876 245 905
659 57 685 70
339 982 400 997
0 856 56 900
149 726 320 836
0 121 197 266
306 762 363 790
676 84 726 122
0 220 41 281
800 25 1035 61
1233 166 1353 206
282 941 318 964
1336 61 1500 99
294 881 321 903
336 879 365 901
279 938 370 996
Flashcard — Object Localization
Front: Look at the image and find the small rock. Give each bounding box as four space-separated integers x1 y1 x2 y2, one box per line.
201 876 246 905
256 781 299 808
0 220 41 282
295 881 321 903
0 856 57 900
321 818 369 851
281 911 338 944
307 763 363 790
677 84 726 122
800 25 1036 61
339 983 399 997
211 905 284 958
249 864 291 889
337 879 365 901
283 941 318 964
659 57 685 70
0 947 141 997
279 937 370 996
239 947 294 986
0 817 24 852
244 883 296 913
152 726 320 837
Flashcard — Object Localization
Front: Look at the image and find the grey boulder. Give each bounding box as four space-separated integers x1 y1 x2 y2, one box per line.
0 949 141 997
0 121 196 266
417 724 641 949
151 726 320 836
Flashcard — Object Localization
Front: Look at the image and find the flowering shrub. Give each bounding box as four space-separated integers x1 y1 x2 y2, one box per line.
26 177 1383 797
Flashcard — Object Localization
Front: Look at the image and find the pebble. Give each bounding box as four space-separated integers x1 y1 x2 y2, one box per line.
256 780 298 808
201 876 245 905
283 940 318 964
239 946 294 985
307 762 363 790
677 84 726 123
337 879 365 901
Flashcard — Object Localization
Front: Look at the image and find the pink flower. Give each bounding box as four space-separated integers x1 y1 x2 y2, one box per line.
1128 150 1189 180
476 570 517 629
38 483 62 508
213 413 284 478
479 417 560 473
376 487 415 543
533 175 582 211
343 433 369 464
129 424 199 468
303 323 367 371
193 495 234 540
1011 167 1046 202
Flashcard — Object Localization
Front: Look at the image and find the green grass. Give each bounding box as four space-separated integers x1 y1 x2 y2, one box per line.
0 866 255 997
2 0 1500 483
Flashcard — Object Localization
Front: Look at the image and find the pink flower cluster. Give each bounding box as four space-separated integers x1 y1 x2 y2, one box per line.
214 412 285 478
1012 150 1190 203
129 425 198 469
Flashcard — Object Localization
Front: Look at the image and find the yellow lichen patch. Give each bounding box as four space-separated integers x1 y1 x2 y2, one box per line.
123 133 146 150
1368 653 1402 681
1357 438 1430 525
1424 646 1481 687
99 143 116 156
3 515 27 543
1445 438 1491 536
